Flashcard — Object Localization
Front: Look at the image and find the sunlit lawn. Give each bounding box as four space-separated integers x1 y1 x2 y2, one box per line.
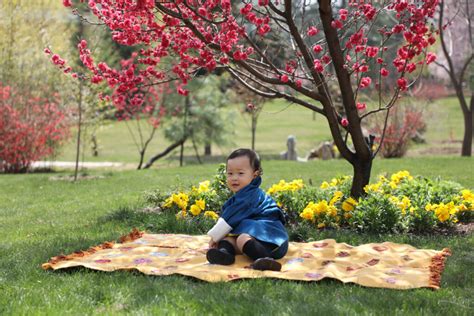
55 96 466 166
0 158 473 315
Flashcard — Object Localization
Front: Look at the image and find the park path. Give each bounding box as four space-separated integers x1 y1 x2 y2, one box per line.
32 161 129 169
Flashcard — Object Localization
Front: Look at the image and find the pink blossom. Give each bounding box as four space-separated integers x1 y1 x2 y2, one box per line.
397 77 407 91
178 86 189 96
426 52 436 64
341 118 349 127
307 26 319 36
359 77 372 88
321 55 331 64
380 68 389 77
313 45 323 53
339 9 348 21
197 7 207 16
280 74 289 83
313 59 324 73
258 24 271 36
358 65 368 73
62 0 72 7
331 19 343 29
406 63 416 73
240 3 253 15
365 46 379 58
356 102 366 110
295 79 302 88
43 48 51 55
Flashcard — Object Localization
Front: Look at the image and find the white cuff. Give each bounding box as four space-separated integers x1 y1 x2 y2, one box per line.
207 217 232 242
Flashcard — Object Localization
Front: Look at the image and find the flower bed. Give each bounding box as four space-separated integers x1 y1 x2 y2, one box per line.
144 165 473 233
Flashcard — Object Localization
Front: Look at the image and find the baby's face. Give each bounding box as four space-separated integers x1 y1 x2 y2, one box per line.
226 156 258 193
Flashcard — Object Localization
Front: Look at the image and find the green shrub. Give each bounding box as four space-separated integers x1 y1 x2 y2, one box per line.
143 167 473 234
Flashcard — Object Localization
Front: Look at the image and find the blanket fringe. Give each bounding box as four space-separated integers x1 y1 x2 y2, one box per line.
428 248 451 290
42 228 144 270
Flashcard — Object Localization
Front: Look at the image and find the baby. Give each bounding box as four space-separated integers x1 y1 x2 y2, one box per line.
206 148 289 271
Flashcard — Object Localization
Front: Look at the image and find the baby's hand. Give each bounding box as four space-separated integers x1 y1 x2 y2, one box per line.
208 239 217 249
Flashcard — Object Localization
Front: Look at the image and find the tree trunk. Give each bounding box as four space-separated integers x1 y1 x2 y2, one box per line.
137 150 145 170
204 128 212 156
179 142 184 166
204 143 211 156
461 94 473 156
143 138 186 169
192 137 202 164
251 115 257 150
74 80 83 182
137 126 158 169
350 157 373 198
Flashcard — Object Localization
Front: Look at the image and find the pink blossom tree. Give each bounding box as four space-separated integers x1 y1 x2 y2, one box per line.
61 0 440 197
0 83 70 173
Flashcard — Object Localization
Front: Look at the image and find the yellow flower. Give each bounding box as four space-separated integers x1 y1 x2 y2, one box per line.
446 201 458 215
167 192 189 210
378 175 388 182
461 189 474 203
198 180 211 193
328 206 338 217
329 191 343 206
364 182 382 193
267 179 304 194
425 203 435 211
204 211 219 220
190 204 202 216
434 203 450 222
342 197 358 212
163 196 173 208
299 207 315 221
390 196 411 215
314 200 329 215
195 199 206 210
320 181 330 189
390 170 413 185
317 223 326 228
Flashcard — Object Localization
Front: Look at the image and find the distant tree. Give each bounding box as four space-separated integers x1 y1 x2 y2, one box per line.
0 84 70 173
232 82 266 151
143 76 233 168
0 1 72 172
436 0 473 156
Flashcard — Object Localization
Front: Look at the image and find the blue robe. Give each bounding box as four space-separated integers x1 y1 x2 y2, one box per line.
220 176 288 247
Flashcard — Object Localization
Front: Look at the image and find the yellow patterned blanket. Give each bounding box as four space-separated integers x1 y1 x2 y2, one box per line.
42 229 451 290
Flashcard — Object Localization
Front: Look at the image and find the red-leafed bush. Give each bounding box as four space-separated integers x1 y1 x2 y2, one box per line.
370 105 426 158
0 83 71 173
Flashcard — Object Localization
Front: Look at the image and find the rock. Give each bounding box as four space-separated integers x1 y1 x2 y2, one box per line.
280 135 298 160
307 141 335 160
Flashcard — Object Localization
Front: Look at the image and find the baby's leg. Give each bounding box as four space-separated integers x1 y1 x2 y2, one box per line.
236 234 281 271
206 236 237 265
222 236 241 254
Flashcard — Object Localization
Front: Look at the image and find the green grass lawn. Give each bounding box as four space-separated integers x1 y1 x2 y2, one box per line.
55 96 467 166
1 157 473 315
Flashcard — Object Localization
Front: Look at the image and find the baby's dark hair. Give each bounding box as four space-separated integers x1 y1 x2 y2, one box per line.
227 148 263 175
